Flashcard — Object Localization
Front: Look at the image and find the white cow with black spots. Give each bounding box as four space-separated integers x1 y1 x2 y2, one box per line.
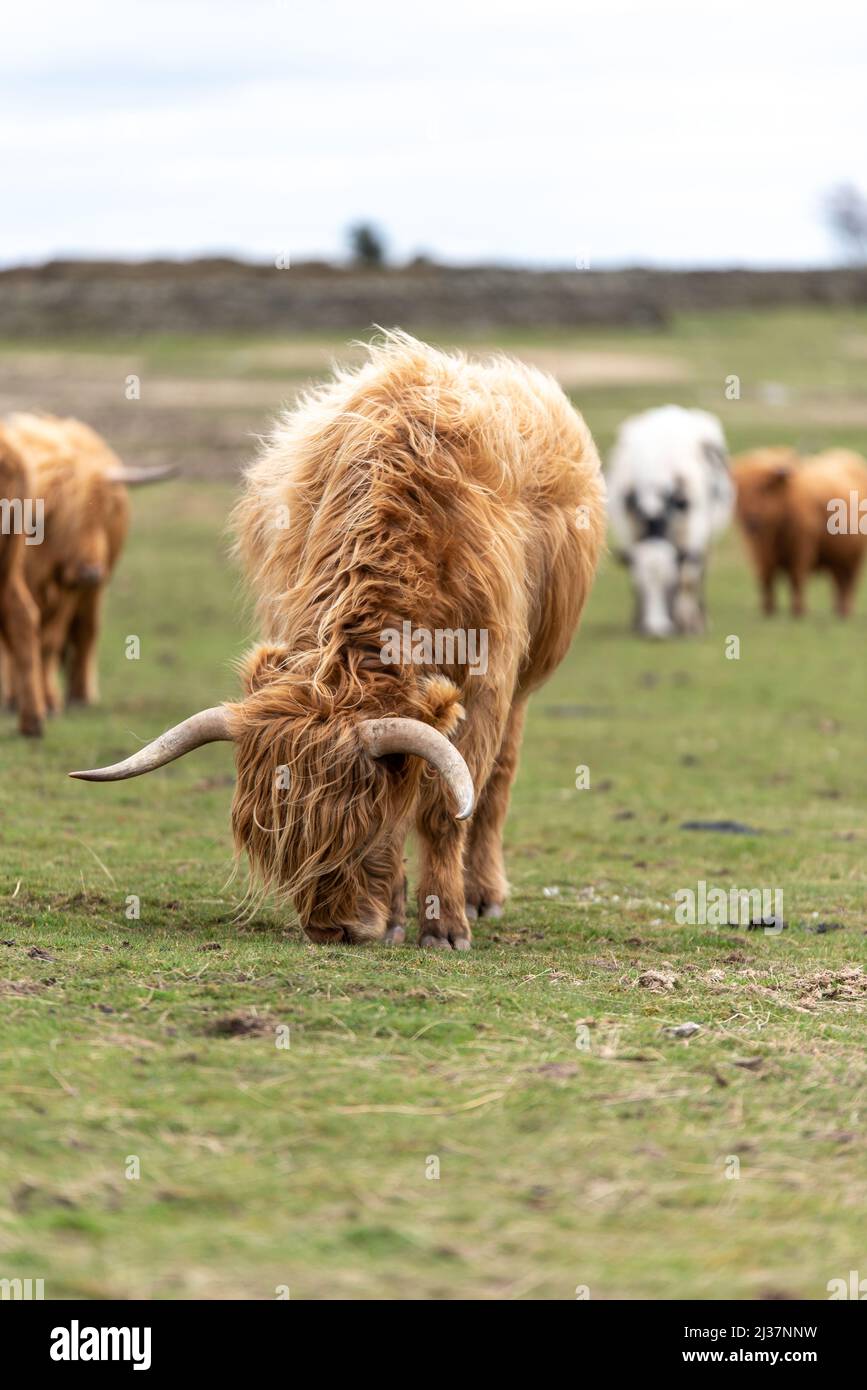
607 405 733 637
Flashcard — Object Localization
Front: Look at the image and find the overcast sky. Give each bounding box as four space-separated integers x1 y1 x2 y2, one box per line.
1 0 864 268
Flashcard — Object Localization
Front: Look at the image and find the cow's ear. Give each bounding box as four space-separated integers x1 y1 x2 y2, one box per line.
702 442 729 472
417 676 465 738
238 643 292 694
765 462 793 489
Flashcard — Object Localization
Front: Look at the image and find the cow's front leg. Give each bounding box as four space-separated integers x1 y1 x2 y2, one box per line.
384 866 408 944
416 790 471 950
0 643 15 709
43 657 63 713
39 595 74 714
0 575 45 736
672 560 706 634
788 537 816 619
66 588 103 706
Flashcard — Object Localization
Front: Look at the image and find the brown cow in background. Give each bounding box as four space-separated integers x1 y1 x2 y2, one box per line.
1 414 173 713
0 427 44 736
732 446 867 617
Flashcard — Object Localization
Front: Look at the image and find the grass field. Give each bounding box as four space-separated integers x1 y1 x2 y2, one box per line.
1 308 866 1300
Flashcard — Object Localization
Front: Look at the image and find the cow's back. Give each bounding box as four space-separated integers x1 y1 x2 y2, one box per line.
233 334 605 699
798 450 867 567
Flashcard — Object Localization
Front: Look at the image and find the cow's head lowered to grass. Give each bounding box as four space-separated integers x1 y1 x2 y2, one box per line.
70 654 474 945
71 332 604 949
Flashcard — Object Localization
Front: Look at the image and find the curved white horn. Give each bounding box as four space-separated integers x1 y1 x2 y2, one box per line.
69 706 233 782
359 717 474 820
105 464 178 486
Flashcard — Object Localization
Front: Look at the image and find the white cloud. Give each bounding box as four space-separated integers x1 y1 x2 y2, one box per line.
1 0 864 265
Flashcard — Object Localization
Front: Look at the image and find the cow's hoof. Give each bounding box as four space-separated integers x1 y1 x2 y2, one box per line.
18 719 44 738
420 931 472 951
383 923 405 945
465 900 503 920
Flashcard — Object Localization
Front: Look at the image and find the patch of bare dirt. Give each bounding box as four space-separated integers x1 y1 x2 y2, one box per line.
0 978 45 995
788 398 867 427
206 1010 275 1037
476 345 690 387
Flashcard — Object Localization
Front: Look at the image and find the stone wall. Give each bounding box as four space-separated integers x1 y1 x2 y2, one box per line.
1 259 866 337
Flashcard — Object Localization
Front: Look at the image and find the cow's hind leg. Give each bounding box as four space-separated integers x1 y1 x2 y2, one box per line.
464 701 526 923
832 558 863 618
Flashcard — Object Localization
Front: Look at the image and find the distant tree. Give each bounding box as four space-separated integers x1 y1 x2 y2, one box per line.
348 222 386 267
825 183 867 263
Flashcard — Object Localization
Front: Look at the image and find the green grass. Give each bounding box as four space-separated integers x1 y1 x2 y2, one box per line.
1 309 866 1300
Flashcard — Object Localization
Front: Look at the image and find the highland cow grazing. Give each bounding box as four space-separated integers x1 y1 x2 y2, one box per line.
0 427 45 736
1 414 173 712
71 334 605 950
732 447 867 617
607 406 733 637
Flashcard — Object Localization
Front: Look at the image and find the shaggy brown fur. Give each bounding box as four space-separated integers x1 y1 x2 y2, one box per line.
732 446 867 616
230 332 605 948
0 428 44 735
1 414 130 710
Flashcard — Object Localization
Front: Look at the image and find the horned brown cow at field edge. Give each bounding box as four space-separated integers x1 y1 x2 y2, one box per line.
732 447 867 618
70 333 606 950
0 414 174 716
